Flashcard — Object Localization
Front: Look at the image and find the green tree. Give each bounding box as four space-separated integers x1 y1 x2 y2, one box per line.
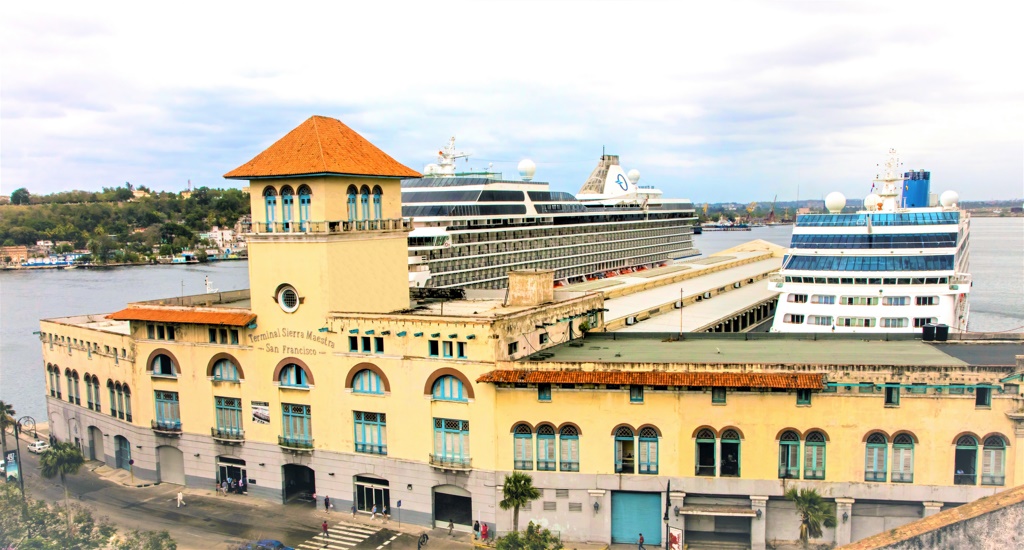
11 187 31 205
499 471 542 533
0 400 15 458
39 441 86 536
496 521 563 550
784 488 837 548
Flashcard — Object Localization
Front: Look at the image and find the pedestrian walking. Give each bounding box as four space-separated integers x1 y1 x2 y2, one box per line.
381 505 388 523
324 495 331 513
351 504 356 518
638 532 646 550
448 519 454 536
480 523 488 541
473 520 480 540
221 480 228 496
371 504 377 520
322 520 330 539
238 478 246 494
176 491 186 508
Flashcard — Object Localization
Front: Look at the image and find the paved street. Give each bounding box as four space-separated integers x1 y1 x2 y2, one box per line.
7 431 474 550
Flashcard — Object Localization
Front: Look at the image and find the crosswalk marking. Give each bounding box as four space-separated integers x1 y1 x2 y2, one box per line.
296 522 379 550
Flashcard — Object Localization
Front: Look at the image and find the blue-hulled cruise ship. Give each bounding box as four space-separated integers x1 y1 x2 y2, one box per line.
769 150 971 333
404 139 699 289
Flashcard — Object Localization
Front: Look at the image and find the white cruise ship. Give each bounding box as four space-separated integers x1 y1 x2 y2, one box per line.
404 138 699 289
769 150 971 333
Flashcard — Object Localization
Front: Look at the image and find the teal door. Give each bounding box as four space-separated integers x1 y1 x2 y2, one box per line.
611 491 662 545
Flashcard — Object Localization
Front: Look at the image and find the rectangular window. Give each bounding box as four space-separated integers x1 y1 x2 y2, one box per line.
859 384 876 394
508 342 519 355
154 391 180 430
354 411 387 455
916 296 939 305
538 384 551 402
881 318 909 328
214 397 243 436
167 326 175 340
209 328 217 343
456 341 467 359
783 314 805 324
914 317 938 327
981 447 1005 486
148 325 155 339
537 435 556 471
865 445 886 482
976 387 991 407
219 328 227 344
429 340 440 357
885 385 900 406
808 315 833 326
712 388 726 404
629 385 644 403
362 336 371 352
374 337 384 354
804 444 825 480
840 296 879 306
539 333 549 345
281 404 312 446
882 296 909 306
230 329 239 345
433 418 470 466
349 336 359 352
157 325 165 339
838 317 876 327
560 433 579 471
788 294 808 303
442 341 454 358
810 295 835 304
797 389 812 405
514 431 533 470
892 445 914 483
910 383 927 394
948 384 965 395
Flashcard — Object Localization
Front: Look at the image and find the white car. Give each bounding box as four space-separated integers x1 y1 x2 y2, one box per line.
27 441 50 454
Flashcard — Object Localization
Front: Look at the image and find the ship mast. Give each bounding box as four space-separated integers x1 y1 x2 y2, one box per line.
872 148 904 212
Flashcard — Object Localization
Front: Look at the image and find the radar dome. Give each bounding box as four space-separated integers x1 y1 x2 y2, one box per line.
824 192 846 213
940 190 959 207
627 169 641 184
518 159 536 181
864 193 881 211
423 163 439 175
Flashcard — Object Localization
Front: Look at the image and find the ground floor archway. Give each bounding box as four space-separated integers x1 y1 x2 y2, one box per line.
354 474 390 514
88 426 104 462
157 445 185 485
114 435 131 470
217 456 248 494
282 464 315 504
433 484 472 528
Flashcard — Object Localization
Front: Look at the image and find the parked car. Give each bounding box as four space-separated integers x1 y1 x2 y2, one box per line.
238 540 293 550
27 441 50 454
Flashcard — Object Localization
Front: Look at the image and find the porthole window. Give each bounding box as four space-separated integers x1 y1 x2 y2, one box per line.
278 285 300 313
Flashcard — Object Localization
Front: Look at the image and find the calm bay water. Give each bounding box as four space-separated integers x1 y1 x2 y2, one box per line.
1 218 1021 421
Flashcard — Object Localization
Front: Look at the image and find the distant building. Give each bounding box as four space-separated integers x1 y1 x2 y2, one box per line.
1 245 28 263
132 189 150 199
797 206 812 214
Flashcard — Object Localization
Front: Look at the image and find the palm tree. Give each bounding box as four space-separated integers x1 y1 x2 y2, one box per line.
0 400 15 456
40 441 86 536
499 471 541 533
785 488 837 549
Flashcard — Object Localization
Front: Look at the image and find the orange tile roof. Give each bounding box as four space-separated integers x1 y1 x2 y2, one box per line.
223 115 421 179
107 307 255 327
477 370 824 389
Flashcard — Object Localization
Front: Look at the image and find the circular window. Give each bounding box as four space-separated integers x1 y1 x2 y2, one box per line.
278 285 300 313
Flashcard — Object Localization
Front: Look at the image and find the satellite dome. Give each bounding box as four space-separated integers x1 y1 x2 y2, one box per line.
627 169 641 184
518 159 536 181
940 190 959 207
824 192 846 213
864 193 881 211
424 163 439 175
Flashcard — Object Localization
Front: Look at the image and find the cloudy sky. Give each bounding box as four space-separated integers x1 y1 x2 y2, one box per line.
2 1 1021 202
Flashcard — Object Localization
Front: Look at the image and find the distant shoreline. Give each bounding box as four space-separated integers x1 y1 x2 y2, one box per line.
1 258 246 271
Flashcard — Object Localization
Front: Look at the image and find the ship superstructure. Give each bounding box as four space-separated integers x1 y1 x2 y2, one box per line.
405 140 698 289
769 149 971 333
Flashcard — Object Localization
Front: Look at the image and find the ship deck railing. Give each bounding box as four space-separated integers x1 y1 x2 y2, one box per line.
243 219 411 234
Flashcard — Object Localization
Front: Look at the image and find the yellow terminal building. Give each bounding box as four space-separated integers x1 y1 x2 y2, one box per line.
39 116 1024 548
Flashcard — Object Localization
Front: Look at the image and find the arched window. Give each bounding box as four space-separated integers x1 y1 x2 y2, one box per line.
84 372 94 409
151 354 175 377
108 380 117 418
280 186 294 230
279 364 308 388
865 433 888 482
212 358 240 382
115 383 126 420
360 186 371 220
72 371 81 406
122 385 132 421
347 185 358 221
263 187 277 231
614 426 635 474
513 424 533 470
892 434 914 483
537 425 556 471
955 435 978 485
560 425 579 472
372 186 383 220
65 370 74 404
720 429 741 477
778 431 800 478
48 366 59 398
353 369 383 394
804 431 826 480
695 428 716 476
298 185 312 230
638 427 659 474
982 436 1006 486
432 375 466 402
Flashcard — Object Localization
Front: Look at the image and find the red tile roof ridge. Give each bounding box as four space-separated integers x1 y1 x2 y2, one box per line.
107 306 256 327
312 115 327 173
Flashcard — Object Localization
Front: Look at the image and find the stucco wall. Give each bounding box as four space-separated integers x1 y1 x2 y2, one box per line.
870 501 1024 549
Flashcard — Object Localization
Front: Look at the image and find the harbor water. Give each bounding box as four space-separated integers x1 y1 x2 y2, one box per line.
1 218 1021 422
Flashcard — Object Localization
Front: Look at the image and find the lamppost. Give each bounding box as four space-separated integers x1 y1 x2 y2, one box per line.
663 479 671 549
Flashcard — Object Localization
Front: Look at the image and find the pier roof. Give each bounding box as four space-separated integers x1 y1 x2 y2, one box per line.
224 115 420 180
108 306 255 327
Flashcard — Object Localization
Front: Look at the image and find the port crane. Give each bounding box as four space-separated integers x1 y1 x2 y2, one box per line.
766 195 777 224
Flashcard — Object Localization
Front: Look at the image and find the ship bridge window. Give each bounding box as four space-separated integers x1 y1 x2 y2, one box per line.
917 296 940 305
787 294 808 303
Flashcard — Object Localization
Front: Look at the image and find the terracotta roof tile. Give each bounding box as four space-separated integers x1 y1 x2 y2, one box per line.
224 116 420 179
107 307 255 327
477 370 824 389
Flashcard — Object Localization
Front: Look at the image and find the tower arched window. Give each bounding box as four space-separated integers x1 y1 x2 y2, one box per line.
280 186 294 230
85 372 94 409
804 431 827 480
892 433 914 483
614 426 635 474
65 369 74 404
108 380 117 418
91 375 101 413
982 436 1006 486
212 358 240 382
298 185 312 230
537 425 556 471
122 385 132 422
638 427 659 474
279 364 308 388
865 433 888 482
695 428 716 476
71 371 81 406
778 431 800 478
353 369 383 394
432 375 466 402
559 425 579 471
513 424 533 470
372 186 383 219
263 187 277 231
955 435 978 485
347 186 358 221
720 429 741 477
360 186 370 220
